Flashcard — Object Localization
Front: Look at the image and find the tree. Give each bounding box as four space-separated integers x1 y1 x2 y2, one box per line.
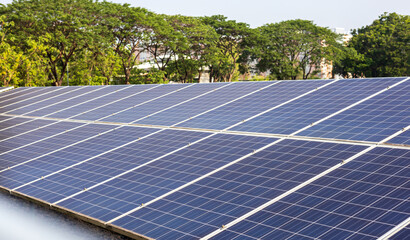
165 15 217 83
100 2 155 84
201 15 252 82
347 13 409 77
253 20 339 80
3 0 101 86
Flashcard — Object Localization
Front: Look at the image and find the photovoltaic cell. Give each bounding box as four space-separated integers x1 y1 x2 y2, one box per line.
112 140 366 239
21 86 120 117
0 87 30 103
101 83 226 123
0 123 119 187
177 80 330 130
17 129 210 203
72 84 186 121
57 134 276 222
46 85 150 119
0 119 56 150
0 87 71 113
388 130 410 146
231 78 404 135
7 86 86 115
0 87 53 106
135 81 274 126
390 226 410 240
214 147 410 240
297 80 410 142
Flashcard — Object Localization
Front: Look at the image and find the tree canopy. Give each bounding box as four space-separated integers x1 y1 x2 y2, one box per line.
0 0 408 87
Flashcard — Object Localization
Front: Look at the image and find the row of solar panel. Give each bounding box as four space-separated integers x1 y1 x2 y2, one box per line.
0 116 408 239
0 78 408 239
1 78 409 145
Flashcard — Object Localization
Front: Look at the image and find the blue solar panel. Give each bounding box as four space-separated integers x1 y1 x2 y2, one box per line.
7 86 86 115
0 87 30 103
0 87 73 113
46 85 152 119
22 86 123 117
390 226 410 240
297 80 410 142
0 87 53 107
177 80 330 130
0 119 57 151
101 83 227 123
0 123 119 184
232 78 405 135
72 84 187 121
388 130 410 146
111 139 366 239
135 82 274 126
16 129 211 203
214 147 410 240
56 134 276 222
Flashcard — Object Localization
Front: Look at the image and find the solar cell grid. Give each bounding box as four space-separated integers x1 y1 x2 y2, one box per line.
17 129 210 204
0 119 56 150
56 133 276 222
101 83 226 123
388 129 410 146
231 78 404 135
390 226 410 240
177 80 331 130
112 139 366 239
46 85 143 119
21 86 117 117
0 87 28 102
213 147 410 240
0 123 117 184
7 86 86 115
0 87 52 106
298 79 410 142
136 81 274 126
72 84 184 121
0 87 71 113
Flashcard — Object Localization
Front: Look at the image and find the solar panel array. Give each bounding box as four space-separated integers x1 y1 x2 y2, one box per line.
0 77 409 240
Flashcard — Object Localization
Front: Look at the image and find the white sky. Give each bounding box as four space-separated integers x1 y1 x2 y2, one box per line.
1 0 409 32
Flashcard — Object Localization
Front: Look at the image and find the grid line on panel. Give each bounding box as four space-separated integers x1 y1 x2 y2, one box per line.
0 87 54 106
128 83 234 124
0 87 35 103
135 81 277 127
177 80 334 130
1 87 83 114
97 84 195 123
46 85 153 119
382 223 410 240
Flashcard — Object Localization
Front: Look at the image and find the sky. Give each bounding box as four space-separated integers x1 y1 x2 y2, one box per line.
1 0 409 32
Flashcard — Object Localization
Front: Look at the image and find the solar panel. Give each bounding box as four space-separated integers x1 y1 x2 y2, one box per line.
100 83 227 124
135 81 274 127
71 84 186 121
231 78 405 135
213 147 409 240
390 226 410 240
297 79 410 142
388 129 410 146
177 80 331 130
110 140 366 239
55 133 276 222
0 77 408 240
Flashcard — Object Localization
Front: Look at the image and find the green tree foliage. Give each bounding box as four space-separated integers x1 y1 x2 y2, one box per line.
252 20 340 80
339 13 409 77
201 15 252 82
0 0 407 86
